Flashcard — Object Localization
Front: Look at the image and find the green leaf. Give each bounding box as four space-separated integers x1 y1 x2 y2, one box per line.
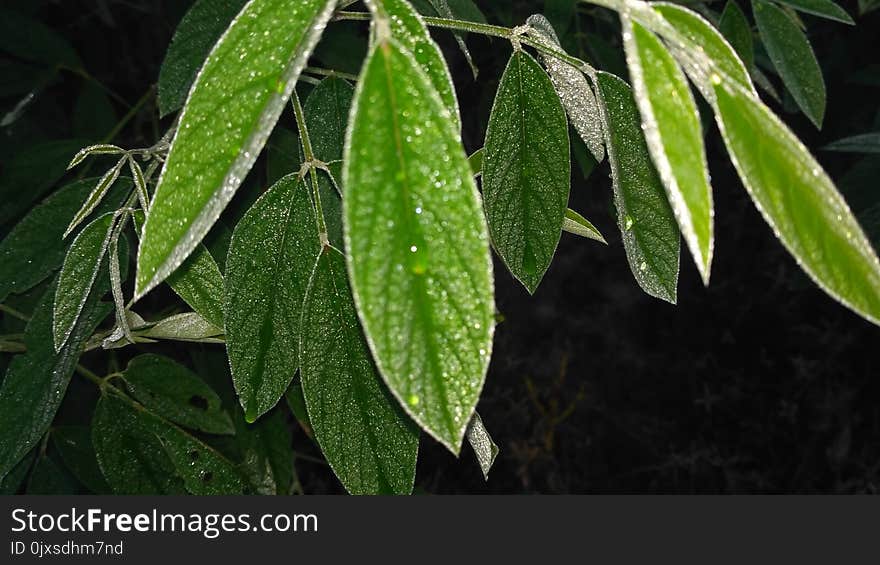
304 77 355 163
52 426 112 494
623 19 714 283
753 0 826 128
157 0 249 117
0 177 127 302
563 208 607 244
482 50 570 293
53 213 114 351
595 72 680 303
719 1 755 70
465 411 498 480
317 165 345 249
27 454 81 494
426 0 479 79
266 125 300 185
822 133 880 154
0 282 112 480
300 247 419 495
772 0 854 24
285 377 313 438
468 147 484 177
714 80 880 325
136 0 336 298
225 174 319 422
63 157 126 237
526 14 605 162
143 312 224 342
233 406 294 494
123 354 234 435
344 39 495 453
0 450 36 494
378 0 461 129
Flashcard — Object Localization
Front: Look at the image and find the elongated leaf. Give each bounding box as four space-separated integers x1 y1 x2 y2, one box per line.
52 426 112 494
300 247 419 494
316 165 345 249
595 72 680 303
67 144 125 170
483 50 570 293
526 14 605 162
123 354 233 435
753 0 825 128
0 177 127 302
427 0 479 79
714 80 880 324
563 208 607 243
344 39 495 453
773 0 854 24
157 0 249 117
304 76 355 163
823 133 880 154
53 213 114 351
63 157 125 237
136 0 336 298
465 411 498 480
623 19 713 283
143 312 224 342
225 174 319 422
719 1 755 70
0 282 112 480
468 148 484 177
378 0 461 129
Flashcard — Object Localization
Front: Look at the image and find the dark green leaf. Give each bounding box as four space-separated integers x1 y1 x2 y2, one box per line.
123 354 233 435
225 174 319 422
772 0 854 24
753 0 826 127
52 426 112 494
73 83 117 141
483 50 570 293
26 454 81 494
0 7 82 69
285 377 313 438
233 406 294 495
822 133 880 154
344 39 495 453
719 1 755 70
136 0 336 298
157 0 249 117
595 71 680 303
266 125 300 185
300 247 419 495
304 76 355 163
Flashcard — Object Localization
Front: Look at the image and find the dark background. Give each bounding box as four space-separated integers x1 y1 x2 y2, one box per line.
2 0 879 493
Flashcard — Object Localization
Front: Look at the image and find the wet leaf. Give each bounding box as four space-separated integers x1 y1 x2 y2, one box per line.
427 0 479 79
52 426 112 494
773 0 854 24
714 80 880 325
304 76 355 163
63 156 125 237
482 49 570 293
136 0 336 298
67 144 125 170
225 174 319 422
143 312 224 342
465 411 498 480
623 19 713 283
563 208 607 244
344 39 494 453
595 71 680 303
526 14 605 162
157 0 249 117
719 1 755 70
123 354 234 435
300 247 419 495
53 213 115 351
753 0 826 128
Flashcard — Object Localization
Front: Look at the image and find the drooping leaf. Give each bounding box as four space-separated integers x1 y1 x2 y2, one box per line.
225 174 320 422
300 247 419 495
136 0 336 298
526 14 605 162
772 0 854 24
718 0 755 70
0 177 128 302
822 133 880 154
714 80 880 325
623 19 713 283
0 281 112 480
123 354 234 435
563 208 607 244
304 76 355 163
52 213 115 351
52 426 112 494
143 312 224 342
752 0 826 128
344 39 495 453
157 0 249 117
465 411 498 480
482 49 570 293
595 71 680 303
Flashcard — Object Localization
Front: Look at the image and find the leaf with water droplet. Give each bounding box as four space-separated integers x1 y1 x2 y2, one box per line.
344 39 494 453
53 213 115 351
67 144 125 170
300 247 419 494
483 49 570 293
526 14 605 162
718 1 755 71
713 79 880 325
225 174 320 423
123 354 234 435
752 0 825 128
157 0 249 117
465 411 498 480
623 18 713 284
136 0 336 299
563 208 607 244
595 71 680 303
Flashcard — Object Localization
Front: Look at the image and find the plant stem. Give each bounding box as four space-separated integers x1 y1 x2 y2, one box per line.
304 66 358 81
75 364 105 387
0 304 30 322
290 90 329 244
